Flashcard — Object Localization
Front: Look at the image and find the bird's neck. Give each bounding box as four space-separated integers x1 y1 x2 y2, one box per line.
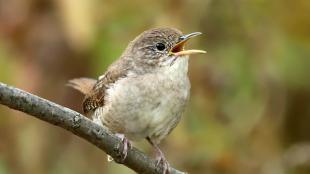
162 56 189 79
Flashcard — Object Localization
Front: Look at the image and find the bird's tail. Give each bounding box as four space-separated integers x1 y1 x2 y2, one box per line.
67 78 97 95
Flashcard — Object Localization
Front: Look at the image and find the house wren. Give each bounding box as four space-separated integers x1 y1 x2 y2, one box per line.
68 27 205 173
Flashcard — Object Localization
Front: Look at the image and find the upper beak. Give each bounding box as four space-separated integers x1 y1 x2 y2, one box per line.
170 32 206 56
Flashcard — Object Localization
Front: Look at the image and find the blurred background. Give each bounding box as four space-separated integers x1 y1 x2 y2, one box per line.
0 0 310 174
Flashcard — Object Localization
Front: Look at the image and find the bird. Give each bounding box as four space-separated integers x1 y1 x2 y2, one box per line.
68 27 206 174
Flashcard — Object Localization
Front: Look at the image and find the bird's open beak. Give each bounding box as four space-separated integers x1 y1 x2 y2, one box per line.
170 32 206 56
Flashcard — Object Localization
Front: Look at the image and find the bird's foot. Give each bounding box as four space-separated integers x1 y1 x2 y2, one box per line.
155 153 170 174
147 137 170 174
114 133 131 163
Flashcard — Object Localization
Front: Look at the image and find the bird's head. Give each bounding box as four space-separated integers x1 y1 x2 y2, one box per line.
123 27 206 69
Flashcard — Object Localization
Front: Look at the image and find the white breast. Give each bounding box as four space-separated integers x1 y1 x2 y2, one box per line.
93 57 190 143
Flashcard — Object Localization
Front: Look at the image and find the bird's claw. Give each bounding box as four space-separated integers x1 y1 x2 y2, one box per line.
147 137 170 174
115 134 131 163
155 153 170 174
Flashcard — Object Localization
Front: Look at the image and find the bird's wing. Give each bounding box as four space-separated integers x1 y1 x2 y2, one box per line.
82 61 129 114
83 71 126 114
67 57 130 114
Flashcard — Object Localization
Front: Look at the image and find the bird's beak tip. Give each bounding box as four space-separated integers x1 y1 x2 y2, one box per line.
170 32 206 56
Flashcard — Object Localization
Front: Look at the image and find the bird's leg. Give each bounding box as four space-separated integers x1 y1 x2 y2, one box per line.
147 137 170 174
115 133 131 162
154 146 170 174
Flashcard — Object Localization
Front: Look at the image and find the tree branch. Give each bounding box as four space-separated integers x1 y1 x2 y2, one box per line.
0 82 185 174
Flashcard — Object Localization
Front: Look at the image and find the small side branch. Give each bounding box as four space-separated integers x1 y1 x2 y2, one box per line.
0 82 184 174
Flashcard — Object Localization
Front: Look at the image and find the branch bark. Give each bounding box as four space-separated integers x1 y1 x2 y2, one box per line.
0 82 184 174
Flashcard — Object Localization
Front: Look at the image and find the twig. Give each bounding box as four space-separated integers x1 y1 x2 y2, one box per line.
0 82 185 174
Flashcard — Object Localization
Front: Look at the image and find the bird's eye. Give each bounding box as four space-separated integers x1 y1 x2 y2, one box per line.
155 43 166 51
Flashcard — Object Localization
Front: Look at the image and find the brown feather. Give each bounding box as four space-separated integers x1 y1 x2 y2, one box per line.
67 78 97 94
76 60 130 114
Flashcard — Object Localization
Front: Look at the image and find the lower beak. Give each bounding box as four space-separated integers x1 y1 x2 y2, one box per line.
170 32 206 56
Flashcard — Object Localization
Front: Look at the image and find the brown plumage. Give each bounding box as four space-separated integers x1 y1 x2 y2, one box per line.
68 59 129 114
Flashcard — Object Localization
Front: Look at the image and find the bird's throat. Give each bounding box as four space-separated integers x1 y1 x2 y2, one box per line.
164 56 189 79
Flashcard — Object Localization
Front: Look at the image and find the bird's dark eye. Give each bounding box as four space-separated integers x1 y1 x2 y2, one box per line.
155 43 166 51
